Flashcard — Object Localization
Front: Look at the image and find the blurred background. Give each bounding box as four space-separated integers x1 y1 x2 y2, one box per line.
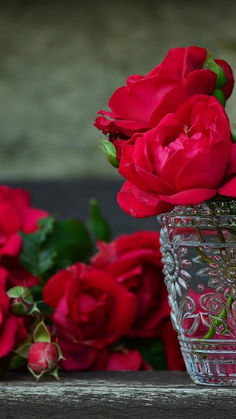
0 0 236 180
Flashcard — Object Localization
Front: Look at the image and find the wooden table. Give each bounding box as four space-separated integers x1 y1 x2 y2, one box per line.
0 371 235 418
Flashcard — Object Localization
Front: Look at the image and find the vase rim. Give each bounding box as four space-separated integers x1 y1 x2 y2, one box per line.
157 201 236 228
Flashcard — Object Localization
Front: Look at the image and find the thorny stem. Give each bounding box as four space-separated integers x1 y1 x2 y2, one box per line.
196 248 213 264
203 294 233 339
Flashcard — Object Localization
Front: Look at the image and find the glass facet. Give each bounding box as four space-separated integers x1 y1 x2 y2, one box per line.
159 201 236 386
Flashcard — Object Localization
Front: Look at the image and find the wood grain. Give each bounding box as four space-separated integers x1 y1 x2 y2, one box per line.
0 371 235 419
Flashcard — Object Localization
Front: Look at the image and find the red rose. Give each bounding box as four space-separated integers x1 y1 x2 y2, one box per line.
0 275 27 359
117 95 231 217
93 347 151 371
92 231 184 370
0 186 48 287
43 263 137 371
218 143 236 198
104 348 151 370
28 342 59 374
95 47 233 139
92 231 169 338
161 320 185 371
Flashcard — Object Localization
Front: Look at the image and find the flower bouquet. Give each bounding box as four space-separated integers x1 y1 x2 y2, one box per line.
95 46 236 386
0 186 184 380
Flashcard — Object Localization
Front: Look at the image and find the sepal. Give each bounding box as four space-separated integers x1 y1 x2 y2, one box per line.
33 321 51 343
99 139 119 168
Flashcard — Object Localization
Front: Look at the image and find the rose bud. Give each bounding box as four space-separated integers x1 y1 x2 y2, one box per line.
28 342 59 374
7 286 38 316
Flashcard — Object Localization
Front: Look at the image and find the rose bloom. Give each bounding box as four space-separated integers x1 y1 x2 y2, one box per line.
0 186 48 288
117 94 231 218
28 342 59 374
0 276 26 359
93 347 151 371
218 143 236 198
92 231 185 370
43 263 137 370
92 231 168 338
95 46 233 139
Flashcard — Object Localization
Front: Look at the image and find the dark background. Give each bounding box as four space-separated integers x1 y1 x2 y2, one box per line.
7 179 157 236
0 0 235 231
0 0 235 179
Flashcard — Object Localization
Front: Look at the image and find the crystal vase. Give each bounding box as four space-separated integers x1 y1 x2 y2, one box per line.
158 201 236 386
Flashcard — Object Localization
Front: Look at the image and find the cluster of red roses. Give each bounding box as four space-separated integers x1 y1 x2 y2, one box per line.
0 185 184 378
95 46 235 217
0 186 48 363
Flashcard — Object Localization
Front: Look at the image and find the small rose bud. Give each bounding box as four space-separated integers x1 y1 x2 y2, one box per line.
203 53 227 89
28 342 59 374
8 286 37 316
99 139 119 168
215 59 234 100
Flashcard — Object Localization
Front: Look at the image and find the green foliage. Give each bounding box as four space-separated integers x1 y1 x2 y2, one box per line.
9 353 27 370
88 199 111 242
44 219 93 269
14 342 32 359
20 216 94 279
20 217 56 277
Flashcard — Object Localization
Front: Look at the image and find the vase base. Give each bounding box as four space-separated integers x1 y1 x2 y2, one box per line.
189 373 236 386
180 338 236 387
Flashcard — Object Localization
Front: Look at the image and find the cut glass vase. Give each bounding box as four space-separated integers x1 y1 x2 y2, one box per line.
158 201 236 386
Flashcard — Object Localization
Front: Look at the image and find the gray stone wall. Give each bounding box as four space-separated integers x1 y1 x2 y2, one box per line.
0 0 235 179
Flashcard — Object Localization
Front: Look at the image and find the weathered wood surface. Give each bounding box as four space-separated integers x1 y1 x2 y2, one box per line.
0 371 235 419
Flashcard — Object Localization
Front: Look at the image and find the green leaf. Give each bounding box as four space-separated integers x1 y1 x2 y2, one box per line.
11 302 28 316
99 139 119 168
38 248 57 275
36 216 55 242
14 342 32 359
88 199 111 242
9 353 27 370
34 321 51 343
44 219 94 268
20 216 56 277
